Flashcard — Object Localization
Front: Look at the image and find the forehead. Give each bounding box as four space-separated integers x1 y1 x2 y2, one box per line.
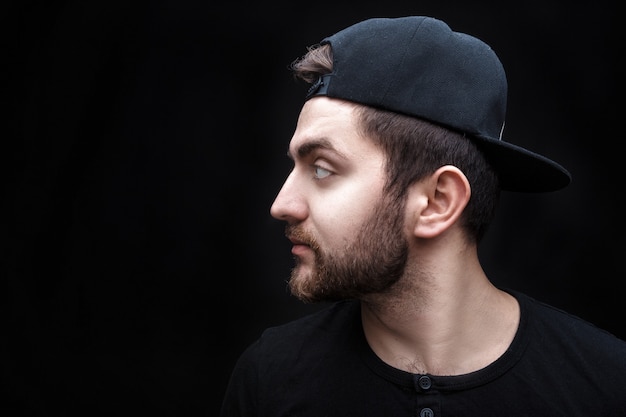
289 97 380 161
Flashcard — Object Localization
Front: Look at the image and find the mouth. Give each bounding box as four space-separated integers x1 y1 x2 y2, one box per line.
286 235 309 255
285 227 315 257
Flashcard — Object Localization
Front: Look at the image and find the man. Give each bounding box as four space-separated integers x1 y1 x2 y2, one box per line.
221 16 626 416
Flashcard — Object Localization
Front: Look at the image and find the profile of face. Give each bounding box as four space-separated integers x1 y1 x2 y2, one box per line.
270 97 409 303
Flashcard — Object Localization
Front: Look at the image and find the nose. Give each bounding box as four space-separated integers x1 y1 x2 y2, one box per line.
270 171 308 222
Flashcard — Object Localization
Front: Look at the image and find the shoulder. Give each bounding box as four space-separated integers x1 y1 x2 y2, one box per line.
518 291 625 343
502 290 626 413
238 300 361 364
260 300 360 345
513 290 626 369
221 300 371 416
224 300 363 400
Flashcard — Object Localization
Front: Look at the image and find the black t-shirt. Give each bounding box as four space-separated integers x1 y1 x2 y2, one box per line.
221 290 626 416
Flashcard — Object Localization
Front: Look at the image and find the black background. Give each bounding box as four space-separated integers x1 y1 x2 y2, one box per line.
4 1 624 416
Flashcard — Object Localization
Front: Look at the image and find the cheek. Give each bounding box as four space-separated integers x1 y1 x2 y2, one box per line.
311 184 383 246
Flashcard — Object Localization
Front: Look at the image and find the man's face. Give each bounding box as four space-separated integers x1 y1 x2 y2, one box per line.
270 97 409 302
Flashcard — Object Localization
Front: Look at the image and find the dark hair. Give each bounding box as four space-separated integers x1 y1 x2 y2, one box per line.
290 43 500 243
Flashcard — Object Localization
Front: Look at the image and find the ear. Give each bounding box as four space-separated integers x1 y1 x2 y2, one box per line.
409 165 471 239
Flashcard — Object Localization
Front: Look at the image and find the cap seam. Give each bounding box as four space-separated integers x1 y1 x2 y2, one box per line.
381 17 428 104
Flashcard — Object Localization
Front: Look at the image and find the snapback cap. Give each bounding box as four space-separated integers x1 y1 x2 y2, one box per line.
305 16 571 192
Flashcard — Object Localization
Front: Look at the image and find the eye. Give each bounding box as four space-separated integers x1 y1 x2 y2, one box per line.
313 165 332 180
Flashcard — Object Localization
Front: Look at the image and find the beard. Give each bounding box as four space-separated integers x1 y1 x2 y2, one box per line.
285 193 409 303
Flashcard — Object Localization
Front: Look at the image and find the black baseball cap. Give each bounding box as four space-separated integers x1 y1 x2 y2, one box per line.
305 16 571 192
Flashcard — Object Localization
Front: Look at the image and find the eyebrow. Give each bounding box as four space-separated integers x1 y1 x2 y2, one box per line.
287 137 347 160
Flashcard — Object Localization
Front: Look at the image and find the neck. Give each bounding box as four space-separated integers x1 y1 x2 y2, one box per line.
360 244 519 376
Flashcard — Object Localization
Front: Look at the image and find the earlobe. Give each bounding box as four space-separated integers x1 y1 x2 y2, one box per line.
411 166 471 239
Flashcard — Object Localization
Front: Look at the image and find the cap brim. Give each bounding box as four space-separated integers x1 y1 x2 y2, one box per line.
475 136 571 192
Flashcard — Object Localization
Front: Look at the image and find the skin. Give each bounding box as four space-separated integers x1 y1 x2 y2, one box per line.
270 96 520 376
270 96 407 302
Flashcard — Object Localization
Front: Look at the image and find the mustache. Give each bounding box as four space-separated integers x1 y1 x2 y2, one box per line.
285 225 317 247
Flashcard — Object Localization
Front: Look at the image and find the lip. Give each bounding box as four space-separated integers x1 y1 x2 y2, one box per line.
287 236 311 256
288 236 307 245
291 243 311 256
